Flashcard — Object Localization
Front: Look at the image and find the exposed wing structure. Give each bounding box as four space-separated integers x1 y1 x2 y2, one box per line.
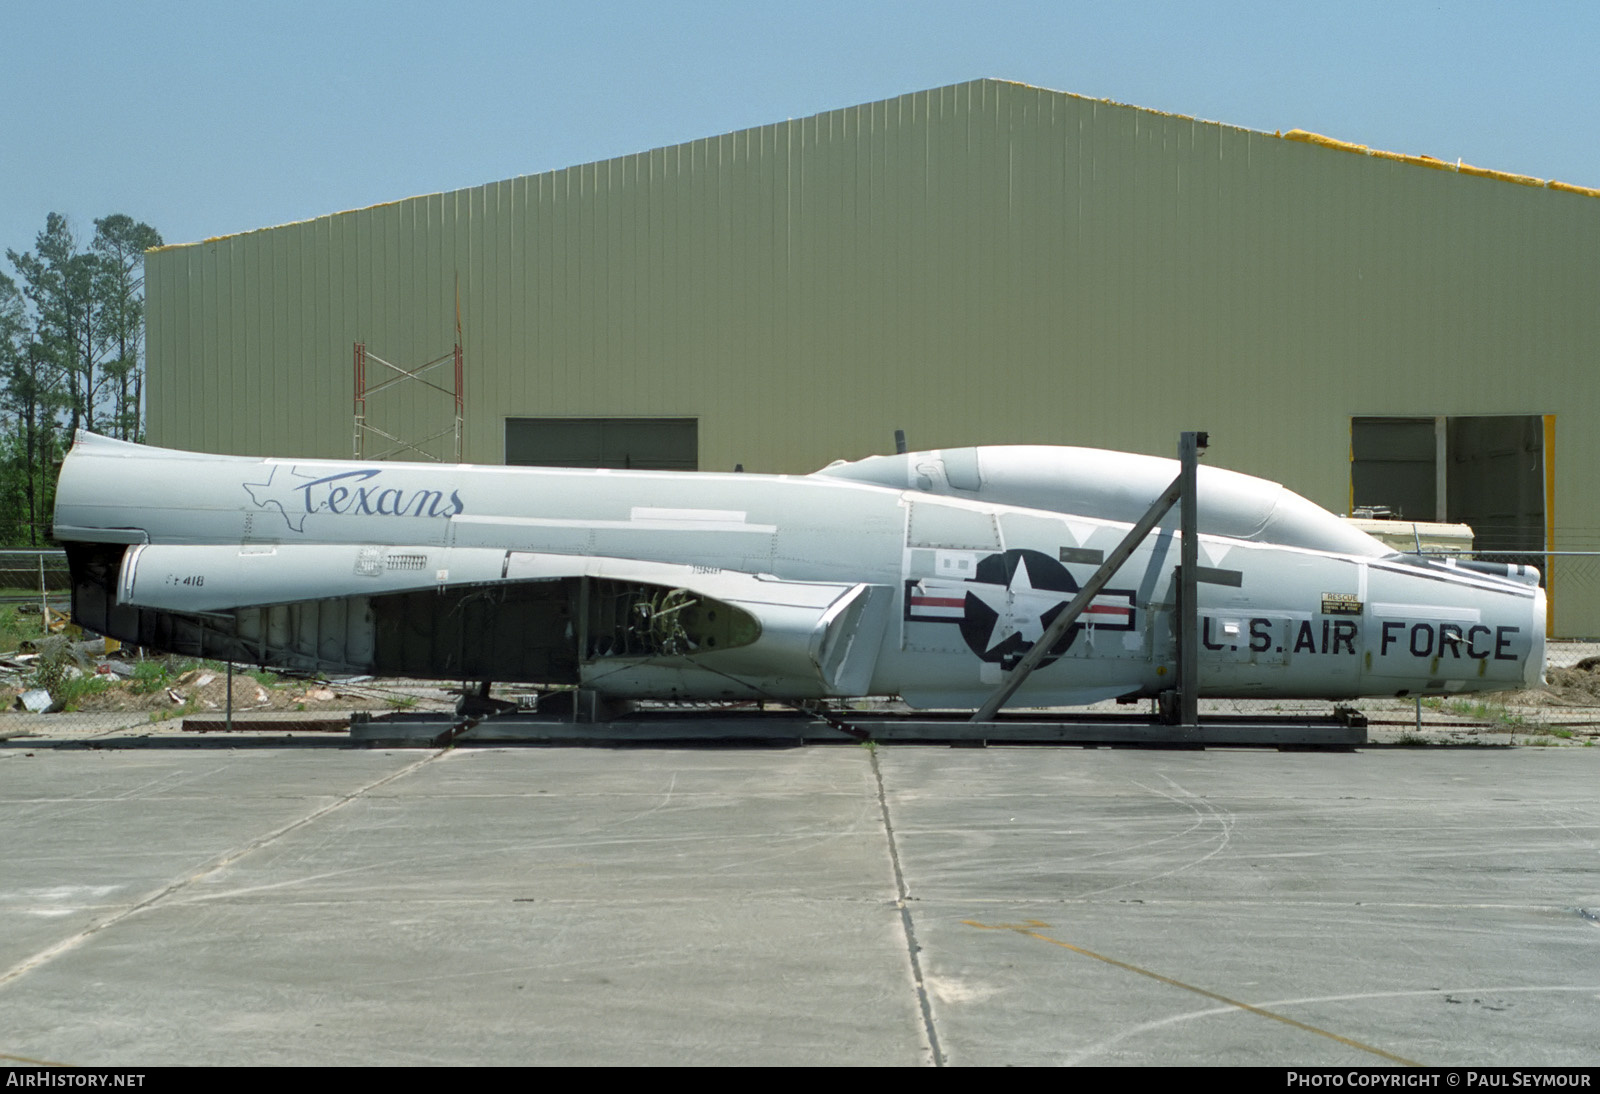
79 539 891 698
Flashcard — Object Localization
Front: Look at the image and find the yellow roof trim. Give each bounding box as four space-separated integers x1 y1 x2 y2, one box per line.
1280 128 1600 198
146 191 437 253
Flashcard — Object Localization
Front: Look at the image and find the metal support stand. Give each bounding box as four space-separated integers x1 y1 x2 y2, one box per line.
343 427 1366 749
1176 430 1202 727
347 708 1365 748
971 430 1207 726
574 576 590 723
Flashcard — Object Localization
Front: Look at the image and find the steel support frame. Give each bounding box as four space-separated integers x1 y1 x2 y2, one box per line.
971 430 1207 726
1178 430 1200 726
353 341 464 462
349 709 1367 748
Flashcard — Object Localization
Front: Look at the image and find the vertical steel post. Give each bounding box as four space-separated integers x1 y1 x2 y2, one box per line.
353 342 366 459
970 472 1184 723
454 343 464 462
1178 431 1201 727
574 576 590 724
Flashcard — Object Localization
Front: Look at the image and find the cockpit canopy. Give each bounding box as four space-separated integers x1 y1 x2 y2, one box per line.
813 445 1393 559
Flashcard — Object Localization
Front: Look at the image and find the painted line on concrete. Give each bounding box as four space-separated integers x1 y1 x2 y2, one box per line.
1065 982 1600 1065
963 918 1422 1067
0 1050 69 1066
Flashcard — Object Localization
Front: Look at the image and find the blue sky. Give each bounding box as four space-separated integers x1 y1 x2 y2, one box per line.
7 0 1600 255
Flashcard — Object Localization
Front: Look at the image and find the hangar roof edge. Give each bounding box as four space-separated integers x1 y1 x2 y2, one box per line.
1277 128 1599 198
147 77 1598 254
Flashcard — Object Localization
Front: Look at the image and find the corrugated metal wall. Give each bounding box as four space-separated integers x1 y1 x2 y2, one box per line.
146 78 1600 634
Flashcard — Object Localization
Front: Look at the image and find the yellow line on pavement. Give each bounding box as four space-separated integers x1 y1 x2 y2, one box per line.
963 918 1421 1067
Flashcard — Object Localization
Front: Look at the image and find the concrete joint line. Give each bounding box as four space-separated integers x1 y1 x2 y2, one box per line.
0 749 447 991
869 749 946 1067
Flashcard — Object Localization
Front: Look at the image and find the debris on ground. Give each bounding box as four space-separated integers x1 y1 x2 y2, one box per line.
0 648 457 716
1530 661 1600 706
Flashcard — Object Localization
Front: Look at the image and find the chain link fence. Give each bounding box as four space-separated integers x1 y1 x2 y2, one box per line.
1550 551 1600 639
4 551 1600 743
5 653 1597 743
0 549 70 621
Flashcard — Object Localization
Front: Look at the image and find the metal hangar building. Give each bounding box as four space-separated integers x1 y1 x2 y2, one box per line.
142 78 1600 636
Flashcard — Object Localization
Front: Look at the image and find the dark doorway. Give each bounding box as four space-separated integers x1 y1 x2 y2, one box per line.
505 417 699 470
1351 414 1546 556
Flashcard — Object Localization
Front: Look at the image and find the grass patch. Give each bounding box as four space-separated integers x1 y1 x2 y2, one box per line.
131 658 285 693
128 660 173 694
147 699 203 724
1446 699 1528 727
52 673 114 712
0 606 46 653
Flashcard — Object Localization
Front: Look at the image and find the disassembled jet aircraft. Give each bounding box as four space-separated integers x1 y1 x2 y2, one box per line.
52 432 1545 712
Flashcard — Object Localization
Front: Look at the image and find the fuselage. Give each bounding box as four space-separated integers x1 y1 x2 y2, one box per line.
53 434 1545 708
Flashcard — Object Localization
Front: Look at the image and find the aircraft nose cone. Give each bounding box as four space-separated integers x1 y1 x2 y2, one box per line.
1526 585 1549 689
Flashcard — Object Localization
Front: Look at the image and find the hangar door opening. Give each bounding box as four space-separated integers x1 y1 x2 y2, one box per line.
505 418 698 470
1350 415 1548 555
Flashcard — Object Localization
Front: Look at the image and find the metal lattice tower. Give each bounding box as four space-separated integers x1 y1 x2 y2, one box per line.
352 341 463 462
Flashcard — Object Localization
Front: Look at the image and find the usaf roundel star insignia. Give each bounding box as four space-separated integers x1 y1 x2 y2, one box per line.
957 548 1083 670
